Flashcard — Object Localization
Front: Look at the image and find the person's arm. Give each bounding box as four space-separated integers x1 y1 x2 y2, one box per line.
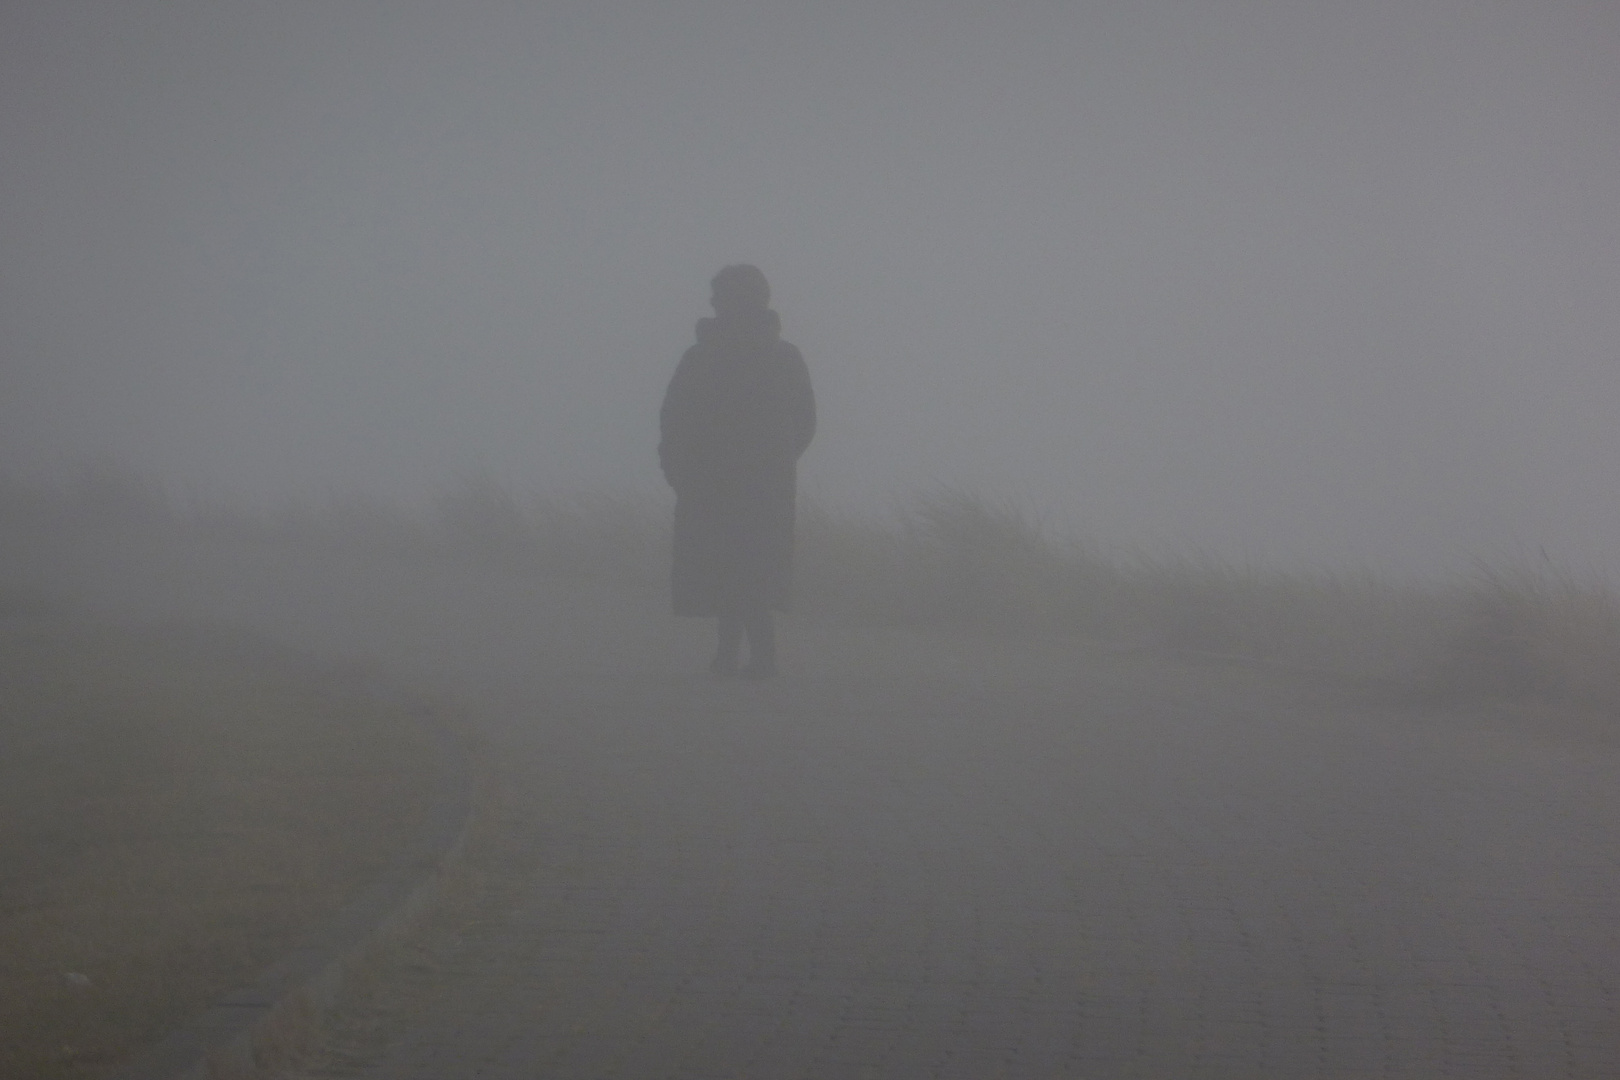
785 347 815 459
659 352 698 492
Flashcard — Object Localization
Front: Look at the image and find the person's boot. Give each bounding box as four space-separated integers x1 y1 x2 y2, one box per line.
739 610 777 679
710 615 742 677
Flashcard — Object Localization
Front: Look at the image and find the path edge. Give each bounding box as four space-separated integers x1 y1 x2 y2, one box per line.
109 692 475 1080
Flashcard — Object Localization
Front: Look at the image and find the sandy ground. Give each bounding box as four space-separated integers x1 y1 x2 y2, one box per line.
9 519 1620 1078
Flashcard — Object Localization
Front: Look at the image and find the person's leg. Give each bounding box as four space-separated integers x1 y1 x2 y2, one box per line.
740 608 776 677
711 615 743 676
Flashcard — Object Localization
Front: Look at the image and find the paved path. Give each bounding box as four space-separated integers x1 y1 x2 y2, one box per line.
295 640 1620 1080
15 525 1620 1077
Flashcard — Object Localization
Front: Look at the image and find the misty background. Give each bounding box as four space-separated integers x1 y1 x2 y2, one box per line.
3 0 1616 576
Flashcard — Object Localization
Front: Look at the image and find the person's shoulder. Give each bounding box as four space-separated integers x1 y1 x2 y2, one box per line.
676 338 711 368
774 339 806 364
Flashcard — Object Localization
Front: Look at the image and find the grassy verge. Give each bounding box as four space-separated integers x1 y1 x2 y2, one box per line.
7 468 1619 716
423 480 1620 715
0 607 443 1079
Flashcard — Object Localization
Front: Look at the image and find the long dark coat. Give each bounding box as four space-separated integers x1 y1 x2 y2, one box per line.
659 309 815 616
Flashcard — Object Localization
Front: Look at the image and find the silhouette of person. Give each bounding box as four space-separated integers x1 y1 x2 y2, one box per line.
659 265 815 677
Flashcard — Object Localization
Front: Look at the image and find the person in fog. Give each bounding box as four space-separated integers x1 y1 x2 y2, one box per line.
659 265 816 678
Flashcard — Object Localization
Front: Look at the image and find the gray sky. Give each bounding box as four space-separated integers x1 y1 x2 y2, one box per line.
3 0 1617 573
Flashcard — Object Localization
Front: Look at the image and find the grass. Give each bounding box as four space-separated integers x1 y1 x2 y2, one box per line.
6 467 1619 716
1437 562 1620 710
2 466 1617 1069
0 609 443 1079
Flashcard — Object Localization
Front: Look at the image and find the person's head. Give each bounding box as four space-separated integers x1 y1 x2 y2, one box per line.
710 264 771 319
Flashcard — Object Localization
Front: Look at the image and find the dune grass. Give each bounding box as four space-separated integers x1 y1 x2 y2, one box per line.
0 610 443 1079
6 467 1619 716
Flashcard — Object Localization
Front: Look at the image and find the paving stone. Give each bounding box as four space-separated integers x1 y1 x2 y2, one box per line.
147 576 1612 1080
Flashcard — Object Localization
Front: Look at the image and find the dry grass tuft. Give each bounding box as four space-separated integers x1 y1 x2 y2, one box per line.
1436 563 1620 710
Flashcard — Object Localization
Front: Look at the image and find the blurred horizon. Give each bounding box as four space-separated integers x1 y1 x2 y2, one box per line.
4 0 1617 576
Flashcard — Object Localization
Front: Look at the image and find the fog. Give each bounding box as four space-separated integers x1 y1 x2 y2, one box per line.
3 0 1617 575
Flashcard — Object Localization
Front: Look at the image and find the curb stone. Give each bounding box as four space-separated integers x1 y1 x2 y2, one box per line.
109 689 475 1080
